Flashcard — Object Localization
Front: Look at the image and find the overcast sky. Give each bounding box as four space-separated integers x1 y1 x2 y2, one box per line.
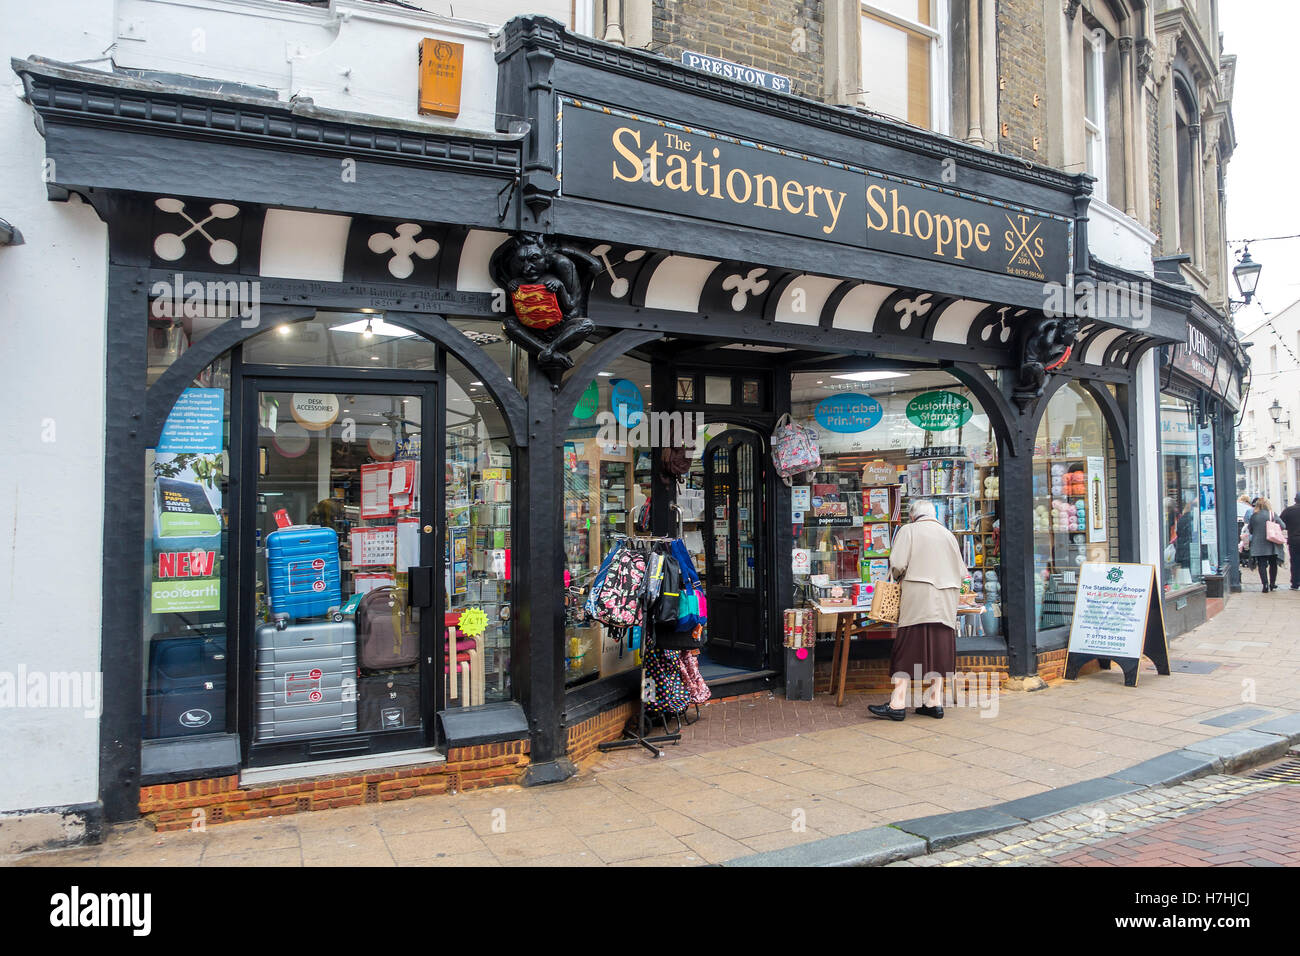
1219 1 1300 340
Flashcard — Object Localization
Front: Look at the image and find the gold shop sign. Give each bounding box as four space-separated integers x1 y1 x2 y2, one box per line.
558 99 1073 284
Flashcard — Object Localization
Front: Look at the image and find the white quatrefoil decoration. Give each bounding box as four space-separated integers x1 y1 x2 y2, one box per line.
368 223 440 279
983 307 1025 343
722 268 771 312
154 198 239 264
590 244 647 299
894 293 934 330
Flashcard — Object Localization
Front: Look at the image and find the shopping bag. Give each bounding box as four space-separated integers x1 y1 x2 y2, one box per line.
869 579 901 624
1266 516 1287 546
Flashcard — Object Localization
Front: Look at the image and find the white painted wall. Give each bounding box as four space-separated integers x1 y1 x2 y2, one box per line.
1088 199 1157 277
0 2 116 812
110 0 588 134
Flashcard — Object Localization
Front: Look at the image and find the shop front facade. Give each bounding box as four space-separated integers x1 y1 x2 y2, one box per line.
1156 303 1248 634
9 15 1200 838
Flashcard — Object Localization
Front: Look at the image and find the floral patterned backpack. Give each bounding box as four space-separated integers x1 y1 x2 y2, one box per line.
771 413 822 485
591 546 648 629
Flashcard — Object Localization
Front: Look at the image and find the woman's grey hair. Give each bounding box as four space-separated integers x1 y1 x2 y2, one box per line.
910 499 936 521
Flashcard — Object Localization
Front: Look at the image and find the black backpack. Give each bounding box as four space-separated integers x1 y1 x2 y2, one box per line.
652 554 684 627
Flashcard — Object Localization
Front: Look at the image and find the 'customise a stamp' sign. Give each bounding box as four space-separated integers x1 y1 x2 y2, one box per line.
1065 563 1169 687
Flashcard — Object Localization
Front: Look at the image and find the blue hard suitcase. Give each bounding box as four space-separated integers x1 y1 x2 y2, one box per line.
266 525 343 627
144 634 227 737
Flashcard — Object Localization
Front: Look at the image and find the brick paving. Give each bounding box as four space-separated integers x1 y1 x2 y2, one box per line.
6 585 1300 867
888 771 1297 867
1050 782 1300 867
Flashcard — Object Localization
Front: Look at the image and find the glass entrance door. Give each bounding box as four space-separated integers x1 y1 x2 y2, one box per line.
241 381 438 763
702 428 767 669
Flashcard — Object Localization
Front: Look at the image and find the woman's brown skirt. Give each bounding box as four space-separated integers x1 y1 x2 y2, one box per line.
890 622 957 678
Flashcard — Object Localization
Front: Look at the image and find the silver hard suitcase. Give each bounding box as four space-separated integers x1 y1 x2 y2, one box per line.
255 620 358 741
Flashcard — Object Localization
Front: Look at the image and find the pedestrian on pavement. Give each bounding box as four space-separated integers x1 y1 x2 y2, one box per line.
1237 494 1253 527
1246 497 1285 592
869 499 965 722
1280 493 1300 590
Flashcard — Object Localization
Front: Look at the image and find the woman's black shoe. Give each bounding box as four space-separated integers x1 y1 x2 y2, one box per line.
868 703 906 721
915 705 945 719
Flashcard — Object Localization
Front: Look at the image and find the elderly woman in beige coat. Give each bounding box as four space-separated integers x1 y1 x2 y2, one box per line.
868 499 966 721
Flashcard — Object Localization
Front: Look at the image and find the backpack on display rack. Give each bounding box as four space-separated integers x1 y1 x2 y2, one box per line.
770 413 821 485
643 645 691 717
590 542 649 653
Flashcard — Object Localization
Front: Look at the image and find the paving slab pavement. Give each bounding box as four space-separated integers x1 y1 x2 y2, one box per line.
7 583 1299 867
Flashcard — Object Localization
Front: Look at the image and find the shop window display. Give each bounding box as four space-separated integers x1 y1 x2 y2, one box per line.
563 356 656 685
1032 381 1118 629
1159 398 1208 591
445 356 514 704
141 357 232 740
790 369 1003 641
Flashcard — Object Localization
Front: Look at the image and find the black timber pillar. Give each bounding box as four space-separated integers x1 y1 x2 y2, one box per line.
97 192 154 822
1114 380 1139 563
1216 401 1243 592
650 356 676 537
999 439 1037 678
519 360 575 785
770 370 794 652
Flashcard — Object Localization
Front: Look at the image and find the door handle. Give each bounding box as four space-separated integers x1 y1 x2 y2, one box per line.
722 592 741 600
408 566 435 608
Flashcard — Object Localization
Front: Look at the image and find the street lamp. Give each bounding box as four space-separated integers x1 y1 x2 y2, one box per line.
1232 246 1263 306
1268 398 1290 429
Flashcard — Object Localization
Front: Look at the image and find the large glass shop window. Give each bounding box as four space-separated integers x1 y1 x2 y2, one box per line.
1032 381 1119 629
1159 397 1212 591
790 369 1004 640
563 356 655 685
444 355 514 704
142 358 232 740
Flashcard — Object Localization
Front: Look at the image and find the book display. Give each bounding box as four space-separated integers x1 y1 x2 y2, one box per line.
793 458 904 624
562 436 649 686
903 446 1001 635
445 423 512 698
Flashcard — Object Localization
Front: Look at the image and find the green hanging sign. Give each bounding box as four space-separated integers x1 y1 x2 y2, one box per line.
574 380 599 420
906 390 974 431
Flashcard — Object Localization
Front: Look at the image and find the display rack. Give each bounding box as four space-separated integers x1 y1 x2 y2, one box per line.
1032 452 1091 629
596 534 689 758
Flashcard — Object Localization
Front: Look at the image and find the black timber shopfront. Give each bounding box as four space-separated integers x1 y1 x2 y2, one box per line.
18 16 1193 823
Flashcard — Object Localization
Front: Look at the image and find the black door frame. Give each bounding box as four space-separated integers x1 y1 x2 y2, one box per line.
236 367 442 768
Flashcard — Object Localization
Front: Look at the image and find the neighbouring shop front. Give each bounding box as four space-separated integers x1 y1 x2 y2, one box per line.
1157 306 1248 634
18 16 1196 825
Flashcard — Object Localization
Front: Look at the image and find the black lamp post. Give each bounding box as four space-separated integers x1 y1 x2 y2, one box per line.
1268 398 1290 429
1232 247 1262 306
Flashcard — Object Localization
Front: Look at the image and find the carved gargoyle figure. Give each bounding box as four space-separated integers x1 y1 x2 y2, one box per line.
1014 314 1080 408
488 232 600 382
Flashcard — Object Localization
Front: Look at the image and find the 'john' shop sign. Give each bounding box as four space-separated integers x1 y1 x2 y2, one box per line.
559 99 1073 283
